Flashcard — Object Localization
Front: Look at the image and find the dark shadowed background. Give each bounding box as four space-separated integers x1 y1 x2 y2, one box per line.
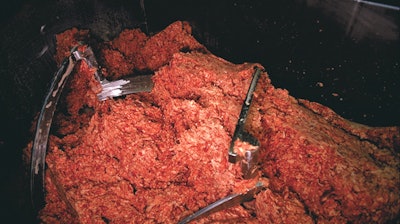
0 0 399 222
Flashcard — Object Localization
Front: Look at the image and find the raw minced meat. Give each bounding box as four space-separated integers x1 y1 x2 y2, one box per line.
27 21 399 223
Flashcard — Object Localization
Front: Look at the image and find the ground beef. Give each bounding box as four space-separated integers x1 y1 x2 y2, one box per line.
31 21 399 223
251 80 400 223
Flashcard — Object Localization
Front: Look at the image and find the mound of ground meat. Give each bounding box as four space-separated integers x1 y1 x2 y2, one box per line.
30 21 399 223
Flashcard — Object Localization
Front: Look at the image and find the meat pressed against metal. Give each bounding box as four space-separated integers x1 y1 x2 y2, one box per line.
25 21 399 223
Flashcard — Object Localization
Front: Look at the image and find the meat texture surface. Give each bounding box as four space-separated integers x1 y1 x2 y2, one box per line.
32 21 399 223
